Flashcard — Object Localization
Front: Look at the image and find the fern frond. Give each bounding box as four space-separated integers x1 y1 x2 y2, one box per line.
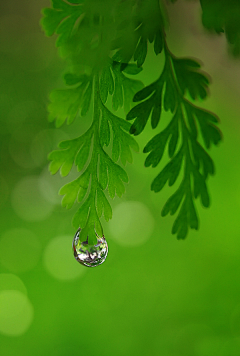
127 39 222 239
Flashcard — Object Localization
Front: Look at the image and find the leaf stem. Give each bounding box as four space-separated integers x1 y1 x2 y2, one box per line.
163 39 182 100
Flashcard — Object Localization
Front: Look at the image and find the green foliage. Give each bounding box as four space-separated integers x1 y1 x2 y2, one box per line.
47 72 139 243
41 0 226 241
111 0 164 66
126 56 210 135
200 0 240 56
48 74 92 127
126 43 222 239
41 0 127 74
168 0 240 56
41 0 84 47
100 61 144 112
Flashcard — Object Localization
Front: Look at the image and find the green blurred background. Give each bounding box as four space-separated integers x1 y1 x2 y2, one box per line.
1 1 240 355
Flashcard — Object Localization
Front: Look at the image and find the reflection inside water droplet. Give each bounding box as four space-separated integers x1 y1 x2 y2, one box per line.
72 228 108 267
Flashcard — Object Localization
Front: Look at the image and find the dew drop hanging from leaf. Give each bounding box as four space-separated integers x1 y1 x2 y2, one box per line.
72 228 108 267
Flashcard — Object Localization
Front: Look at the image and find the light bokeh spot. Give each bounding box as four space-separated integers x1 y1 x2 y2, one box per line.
7 100 45 132
0 175 8 209
43 236 86 281
39 166 78 206
38 172 61 206
0 274 27 295
11 176 54 221
18 32 55 71
0 290 34 336
0 228 41 273
108 201 155 246
30 129 69 168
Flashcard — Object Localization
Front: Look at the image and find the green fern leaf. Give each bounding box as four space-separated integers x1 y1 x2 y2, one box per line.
101 105 139 165
41 0 83 46
111 0 164 65
47 72 139 243
127 39 222 239
48 75 93 127
59 176 87 209
171 57 209 100
42 0 224 242
200 0 240 56
48 136 82 176
100 61 144 113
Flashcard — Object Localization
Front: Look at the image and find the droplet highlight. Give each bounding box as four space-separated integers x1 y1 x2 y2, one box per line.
73 228 108 267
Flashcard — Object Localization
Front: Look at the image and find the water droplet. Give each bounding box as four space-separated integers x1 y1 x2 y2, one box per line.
72 228 108 267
